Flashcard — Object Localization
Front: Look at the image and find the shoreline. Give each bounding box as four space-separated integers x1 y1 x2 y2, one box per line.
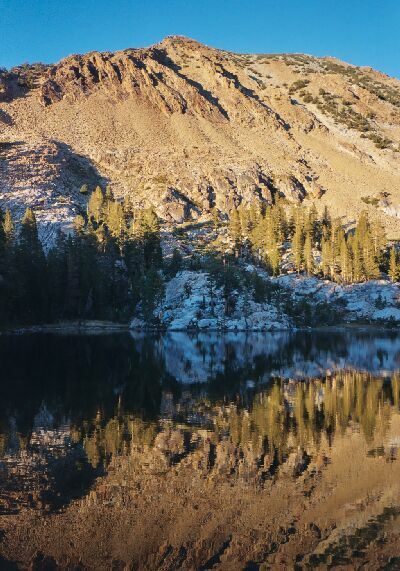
2 320 399 335
1 320 130 335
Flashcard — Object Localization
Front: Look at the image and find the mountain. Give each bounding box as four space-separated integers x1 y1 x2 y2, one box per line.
1 36 400 240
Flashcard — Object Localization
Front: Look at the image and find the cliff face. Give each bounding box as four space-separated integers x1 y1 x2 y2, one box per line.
1 36 400 239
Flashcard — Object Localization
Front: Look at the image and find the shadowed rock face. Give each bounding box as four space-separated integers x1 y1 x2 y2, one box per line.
1 35 400 238
0 139 105 242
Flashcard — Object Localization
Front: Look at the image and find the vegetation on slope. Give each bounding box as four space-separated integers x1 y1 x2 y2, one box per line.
1 183 400 328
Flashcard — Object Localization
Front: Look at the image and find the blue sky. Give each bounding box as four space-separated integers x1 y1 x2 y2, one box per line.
0 0 399 78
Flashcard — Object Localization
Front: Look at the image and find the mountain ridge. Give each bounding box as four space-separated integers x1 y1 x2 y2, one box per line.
1 36 400 241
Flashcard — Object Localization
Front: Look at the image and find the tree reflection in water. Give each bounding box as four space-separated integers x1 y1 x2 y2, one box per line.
0 331 400 568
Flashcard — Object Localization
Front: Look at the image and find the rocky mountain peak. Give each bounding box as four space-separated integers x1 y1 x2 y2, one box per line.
1 37 400 241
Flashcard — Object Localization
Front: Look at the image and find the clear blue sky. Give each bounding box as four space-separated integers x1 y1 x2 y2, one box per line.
1 0 399 78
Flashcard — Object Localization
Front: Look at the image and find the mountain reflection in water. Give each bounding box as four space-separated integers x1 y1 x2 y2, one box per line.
0 331 400 569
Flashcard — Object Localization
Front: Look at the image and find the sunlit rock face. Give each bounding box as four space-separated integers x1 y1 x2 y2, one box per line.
2 36 400 243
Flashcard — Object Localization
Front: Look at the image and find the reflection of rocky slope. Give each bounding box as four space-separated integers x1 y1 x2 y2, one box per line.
0 405 98 514
131 330 400 383
1 36 400 238
1 333 400 567
160 331 289 383
0 372 399 568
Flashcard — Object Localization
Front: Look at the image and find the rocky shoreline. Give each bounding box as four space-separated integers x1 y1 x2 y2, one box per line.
3 271 400 335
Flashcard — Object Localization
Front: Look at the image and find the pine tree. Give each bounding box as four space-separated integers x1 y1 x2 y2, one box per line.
132 208 162 270
3 208 14 244
268 239 281 276
47 230 68 319
292 211 304 272
304 230 314 275
321 235 331 278
321 205 331 233
229 207 242 252
0 207 5 261
105 185 114 202
87 186 104 226
105 200 127 246
250 211 266 261
0 209 15 324
363 233 379 279
308 203 320 243
357 213 379 280
351 235 364 282
340 239 353 283
73 214 86 235
140 268 164 323
330 221 342 279
248 203 261 232
15 208 47 322
389 247 400 282
0 208 6 319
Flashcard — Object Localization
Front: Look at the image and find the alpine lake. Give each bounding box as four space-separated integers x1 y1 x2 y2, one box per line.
0 330 400 569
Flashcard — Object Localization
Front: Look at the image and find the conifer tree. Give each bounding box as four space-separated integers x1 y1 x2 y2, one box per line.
250 211 266 260
73 214 86 235
389 247 400 282
304 230 314 275
87 186 104 226
267 238 281 276
321 234 332 278
15 208 47 322
132 208 162 270
0 208 6 311
47 230 68 319
340 239 353 283
330 221 342 279
0 209 15 322
0 208 5 265
351 235 364 282
229 207 242 252
105 185 114 202
106 200 127 246
248 204 261 231
292 210 304 272
3 209 14 245
308 203 319 242
321 205 331 233
140 268 164 323
363 234 379 279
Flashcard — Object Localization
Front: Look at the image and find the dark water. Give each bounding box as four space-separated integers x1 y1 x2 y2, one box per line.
0 330 400 568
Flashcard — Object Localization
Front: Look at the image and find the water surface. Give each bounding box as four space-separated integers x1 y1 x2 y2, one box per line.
0 331 400 569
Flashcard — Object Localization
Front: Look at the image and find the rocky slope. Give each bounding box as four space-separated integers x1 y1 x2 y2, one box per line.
130 269 400 331
1 36 400 240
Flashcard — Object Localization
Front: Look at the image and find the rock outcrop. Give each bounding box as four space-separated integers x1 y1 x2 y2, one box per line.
130 270 400 332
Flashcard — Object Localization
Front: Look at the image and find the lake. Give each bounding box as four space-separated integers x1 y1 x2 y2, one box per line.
0 331 400 569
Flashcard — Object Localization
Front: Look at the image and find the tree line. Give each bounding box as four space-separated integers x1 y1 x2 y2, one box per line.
1 188 399 328
228 200 400 282
0 187 164 327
